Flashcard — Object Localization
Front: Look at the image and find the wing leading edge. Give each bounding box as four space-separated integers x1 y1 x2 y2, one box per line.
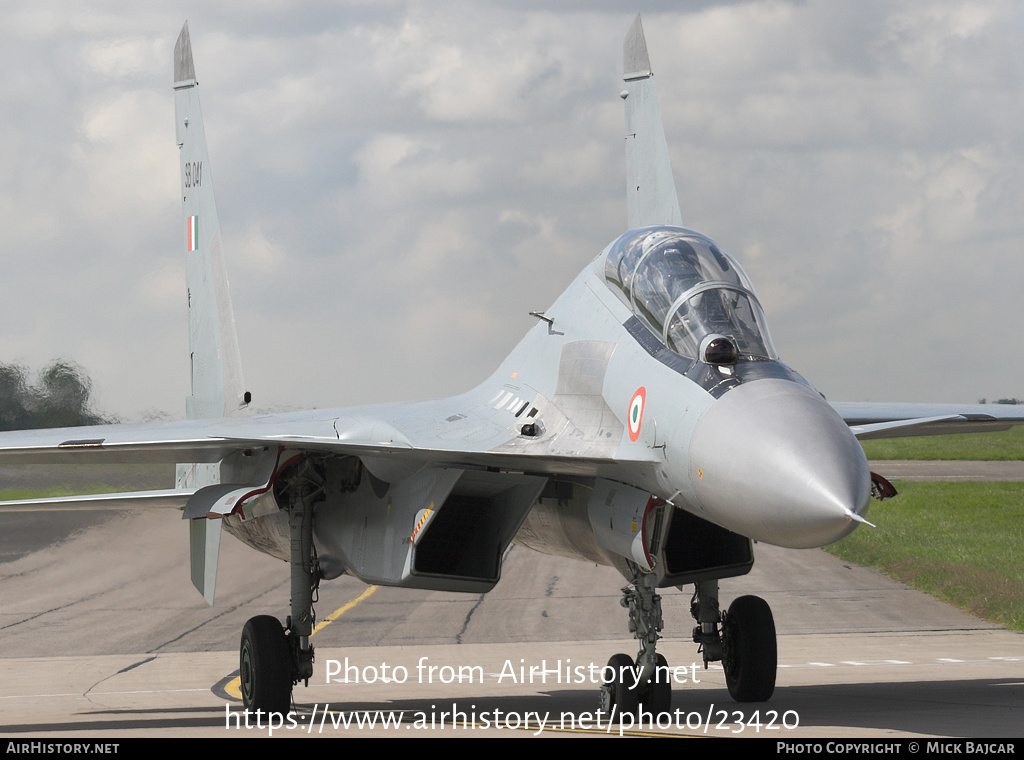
833 401 1024 440
0 394 656 506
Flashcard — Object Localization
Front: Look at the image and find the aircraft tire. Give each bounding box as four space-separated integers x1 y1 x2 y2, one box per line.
722 595 776 702
240 615 292 714
601 653 640 718
645 652 672 715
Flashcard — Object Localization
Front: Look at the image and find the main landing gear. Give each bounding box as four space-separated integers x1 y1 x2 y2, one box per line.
691 579 777 702
239 458 323 713
240 615 292 713
600 576 777 717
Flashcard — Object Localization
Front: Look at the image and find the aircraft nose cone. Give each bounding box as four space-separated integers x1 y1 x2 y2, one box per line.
688 378 870 548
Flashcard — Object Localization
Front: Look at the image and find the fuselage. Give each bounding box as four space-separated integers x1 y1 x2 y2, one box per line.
591 226 871 548
491 225 872 551
220 226 872 586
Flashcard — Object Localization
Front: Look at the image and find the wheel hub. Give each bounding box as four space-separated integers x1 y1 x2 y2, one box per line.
240 641 255 702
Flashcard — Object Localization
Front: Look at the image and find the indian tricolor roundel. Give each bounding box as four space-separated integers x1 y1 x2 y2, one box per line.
627 387 646 442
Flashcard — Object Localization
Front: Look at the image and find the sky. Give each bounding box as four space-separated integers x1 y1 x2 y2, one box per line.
0 1 1021 421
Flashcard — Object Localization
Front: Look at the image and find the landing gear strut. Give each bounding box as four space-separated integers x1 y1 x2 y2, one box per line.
691 580 776 702
240 458 323 712
600 572 672 716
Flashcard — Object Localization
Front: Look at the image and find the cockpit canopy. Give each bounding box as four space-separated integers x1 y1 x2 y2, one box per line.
604 227 777 362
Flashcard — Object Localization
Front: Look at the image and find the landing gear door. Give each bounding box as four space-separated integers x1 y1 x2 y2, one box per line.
587 479 654 571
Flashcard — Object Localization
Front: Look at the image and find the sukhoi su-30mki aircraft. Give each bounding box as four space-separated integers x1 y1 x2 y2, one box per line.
2 17 1022 715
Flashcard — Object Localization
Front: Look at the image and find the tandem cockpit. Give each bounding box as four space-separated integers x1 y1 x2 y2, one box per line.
603 226 777 369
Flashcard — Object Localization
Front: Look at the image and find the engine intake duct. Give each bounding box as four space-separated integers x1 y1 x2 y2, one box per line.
410 471 547 587
414 494 498 579
660 508 752 585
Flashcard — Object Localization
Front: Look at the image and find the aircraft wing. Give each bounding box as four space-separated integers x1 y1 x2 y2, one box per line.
0 392 653 513
832 401 1024 440
0 416 258 466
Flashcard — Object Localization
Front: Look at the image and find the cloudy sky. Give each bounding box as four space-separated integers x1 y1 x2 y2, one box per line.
1 1 1021 421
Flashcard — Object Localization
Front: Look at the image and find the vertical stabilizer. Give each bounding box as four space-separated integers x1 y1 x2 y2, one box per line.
622 14 683 229
174 22 245 604
174 22 247 421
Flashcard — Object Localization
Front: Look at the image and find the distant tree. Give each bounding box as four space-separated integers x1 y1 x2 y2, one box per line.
0 364 33 431
0 361 113 431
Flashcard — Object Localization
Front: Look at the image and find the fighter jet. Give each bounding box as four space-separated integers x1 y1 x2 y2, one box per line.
2 17 1022 716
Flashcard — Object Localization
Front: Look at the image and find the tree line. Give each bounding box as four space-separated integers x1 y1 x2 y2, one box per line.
0 361 113 431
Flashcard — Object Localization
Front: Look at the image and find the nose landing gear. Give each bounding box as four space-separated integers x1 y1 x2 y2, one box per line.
600 573 673 717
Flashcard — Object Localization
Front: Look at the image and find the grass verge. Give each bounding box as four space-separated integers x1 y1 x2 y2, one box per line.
0 485 125 501
860 426 1024 460
824 481 1024 631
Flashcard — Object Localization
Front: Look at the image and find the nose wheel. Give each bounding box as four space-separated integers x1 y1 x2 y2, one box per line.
599 652 640 715
599 573 674 718
598 650 672 718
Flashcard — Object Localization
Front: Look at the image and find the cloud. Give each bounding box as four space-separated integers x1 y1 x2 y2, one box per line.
0 2 1021 418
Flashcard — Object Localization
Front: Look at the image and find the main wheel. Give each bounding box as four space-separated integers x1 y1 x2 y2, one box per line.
240 615 292 713
599 653 640 718
722 595 776 702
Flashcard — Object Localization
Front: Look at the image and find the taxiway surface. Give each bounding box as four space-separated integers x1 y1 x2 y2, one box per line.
0 464 1021 738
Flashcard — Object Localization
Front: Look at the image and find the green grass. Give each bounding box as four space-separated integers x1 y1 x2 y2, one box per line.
860 425 1024 460
824 482 1024 631
0 485 125 501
